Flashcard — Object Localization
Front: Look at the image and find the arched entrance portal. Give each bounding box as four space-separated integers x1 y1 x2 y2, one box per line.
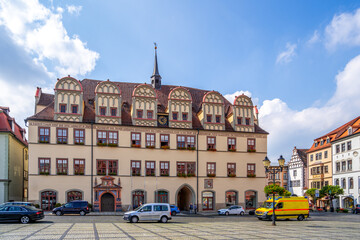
101 193 115 212
176 185 195 211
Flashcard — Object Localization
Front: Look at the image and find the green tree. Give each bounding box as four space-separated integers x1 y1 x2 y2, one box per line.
264 184 289 196
305 188 324 208
320 185 344 211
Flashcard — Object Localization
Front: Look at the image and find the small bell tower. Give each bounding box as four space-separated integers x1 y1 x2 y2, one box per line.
151 42 162 89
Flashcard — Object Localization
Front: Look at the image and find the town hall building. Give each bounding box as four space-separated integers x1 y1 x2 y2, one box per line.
26 47 268 212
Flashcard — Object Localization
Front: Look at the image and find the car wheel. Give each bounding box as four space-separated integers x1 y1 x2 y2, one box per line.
130 216 139 223
297 215 304 221
20 216 30 224
240 211 245 216
225 212 229 216
171 211 176 216
160 216 168 223
80 210 86 216
56 211 62 216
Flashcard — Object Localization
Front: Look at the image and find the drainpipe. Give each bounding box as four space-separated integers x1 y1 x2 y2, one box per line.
196 128 199 214
91 122 94 208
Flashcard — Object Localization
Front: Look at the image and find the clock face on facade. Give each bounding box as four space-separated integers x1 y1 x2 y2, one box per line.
157 115 168 127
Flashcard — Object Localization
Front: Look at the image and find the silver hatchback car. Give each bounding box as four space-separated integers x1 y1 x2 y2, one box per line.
123 203 172 223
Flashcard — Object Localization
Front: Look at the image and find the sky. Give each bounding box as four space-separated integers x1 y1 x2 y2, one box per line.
1 0 360 161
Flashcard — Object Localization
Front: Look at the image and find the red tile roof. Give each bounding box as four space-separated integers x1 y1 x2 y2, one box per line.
307 116 360 153
0 107 27 146
27 79 268 134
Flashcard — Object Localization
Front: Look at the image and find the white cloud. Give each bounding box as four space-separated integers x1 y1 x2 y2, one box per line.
0 78 34 129
276 42 297 64
258 53 360 161
307 30 320 45
67 5 82 16
0 0 99 77
325 8 360 49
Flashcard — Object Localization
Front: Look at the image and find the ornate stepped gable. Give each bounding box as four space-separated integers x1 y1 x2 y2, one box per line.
289 147 308 169
168 87 192 129
131 84 158 127
231 94 255 132
54 76 84 122
95 80 122 124
28 78 267 134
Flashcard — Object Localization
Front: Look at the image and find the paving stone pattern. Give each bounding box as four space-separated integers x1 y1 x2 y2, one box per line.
0 221 358 239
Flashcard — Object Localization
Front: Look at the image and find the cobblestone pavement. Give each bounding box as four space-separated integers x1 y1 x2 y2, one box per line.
0 218 359 240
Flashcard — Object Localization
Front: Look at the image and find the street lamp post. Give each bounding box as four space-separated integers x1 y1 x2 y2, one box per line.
263 155 285 226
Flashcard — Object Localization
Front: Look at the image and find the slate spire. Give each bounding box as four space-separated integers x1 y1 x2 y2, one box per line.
151 42 162 89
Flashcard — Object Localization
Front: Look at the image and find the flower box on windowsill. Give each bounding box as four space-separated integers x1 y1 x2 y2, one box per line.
161 145 170 149
161 173 169 176
75 142 84 145
177 147 186 150
97 142 107 146
39 172 49 175
228 149 236 152
228 173 236 177
247 173 256 178
207 173 216 177
146 146 155 149
131 144 141 148
177 173 187 177
108 143 118 147
187 173 195 177
187 147 196 151
57 141 67 144
132 173 141 176
39 140 49 144
207 148 217 152
57 172 68 175
97 173 106 176
75 172 84 175
146 173 155 176
247 149 256 153
109 172 117 176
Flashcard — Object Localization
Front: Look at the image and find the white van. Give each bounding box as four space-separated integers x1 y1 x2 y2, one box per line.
123 203 172 223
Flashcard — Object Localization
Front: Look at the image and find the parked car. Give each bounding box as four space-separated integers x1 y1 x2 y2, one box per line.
0 205 44 224
52 200 89 216
123 203 172 223
3 202 36 207
218 205 245 215
353 204 360 214
170 205 180 216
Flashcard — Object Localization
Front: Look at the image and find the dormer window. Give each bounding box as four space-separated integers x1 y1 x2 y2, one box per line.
206 115 212 123
320 140 324 146
237 117 242 125
100 107 106 116
147 111 153 119
215 115 221 123
326 138 330 144
182 113 188 121
136 110 143 119
71 105 78 114
60 104 66 113
111 108 117 116
172 112 178 120
314 142 318 147
348 127 353 135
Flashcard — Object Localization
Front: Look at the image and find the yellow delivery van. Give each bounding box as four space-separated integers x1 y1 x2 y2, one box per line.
255 196 309 221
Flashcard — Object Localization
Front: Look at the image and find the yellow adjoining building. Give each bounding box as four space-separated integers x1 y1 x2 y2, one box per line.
0 107 28 203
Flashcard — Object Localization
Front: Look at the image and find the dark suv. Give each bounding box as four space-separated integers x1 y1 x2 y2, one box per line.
52 200 89 216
